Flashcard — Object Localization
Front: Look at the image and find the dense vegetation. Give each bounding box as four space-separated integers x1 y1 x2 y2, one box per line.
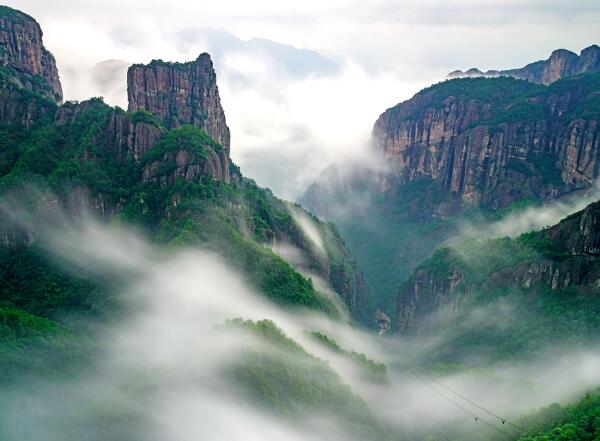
0 93 360 314
309 331 388 383
515 391 600 441
2 7 600 439
0 62 367 382
408 73 600 125
224 319 391 440
319 178 539 315
305 72 600 328
411 76 545 118
398 209 600 365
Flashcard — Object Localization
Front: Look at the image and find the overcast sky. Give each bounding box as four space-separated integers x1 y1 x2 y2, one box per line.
8 0 600 199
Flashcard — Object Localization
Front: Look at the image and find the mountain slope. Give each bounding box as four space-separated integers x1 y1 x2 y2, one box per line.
0 67 365 318
0 6 369 384
301 53 600 316
373 74 600 213
396 198 600 363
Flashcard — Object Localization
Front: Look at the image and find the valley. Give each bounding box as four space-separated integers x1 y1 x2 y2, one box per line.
1 4 600 441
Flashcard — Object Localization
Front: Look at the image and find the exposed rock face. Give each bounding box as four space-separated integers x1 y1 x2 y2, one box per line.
328 243 368 315
396 199 600 335
0 83 56 126
108 113 164 161
447 45 600 85
127 54 231 153
376 310 391 335
397 266 466 334
540 201 600 256
0 7 369 320
372 75 600 214
0 6 62 101
142 148 230 187
55 99 165 161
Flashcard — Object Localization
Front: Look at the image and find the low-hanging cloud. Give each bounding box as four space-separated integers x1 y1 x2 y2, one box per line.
2 197 600 440
457 183 600 241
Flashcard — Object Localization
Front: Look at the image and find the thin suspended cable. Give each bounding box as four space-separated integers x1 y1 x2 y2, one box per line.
417 370 526 433
411 372 514 440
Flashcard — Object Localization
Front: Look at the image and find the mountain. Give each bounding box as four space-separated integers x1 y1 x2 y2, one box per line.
374 73 600 214
0 5 372 383
396 198 600 363
127 55 231 149
447 44 600 85
0 6 61 102
301 48 600 316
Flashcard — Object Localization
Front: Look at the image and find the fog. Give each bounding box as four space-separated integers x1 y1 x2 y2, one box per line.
1 202 600 441
458 183 600 241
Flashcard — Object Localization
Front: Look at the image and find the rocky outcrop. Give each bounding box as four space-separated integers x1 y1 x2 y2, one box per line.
127 54 231 153
396 199 600 335
372 75 600 214
142 147 230 187
0 82 56 126
55 99 165 161
447 45 600 85
544 202 600 256
0 7 370 321
0 6 62 102
397 265 466 334
376 310 391 335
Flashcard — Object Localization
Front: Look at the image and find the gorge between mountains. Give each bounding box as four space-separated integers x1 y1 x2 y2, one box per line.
1 4 600 441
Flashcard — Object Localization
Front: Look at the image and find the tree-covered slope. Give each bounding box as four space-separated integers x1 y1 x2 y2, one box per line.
515 391 600 441
302 70 600 318
396 199 600 364
224 319 391 441
0 6 368 385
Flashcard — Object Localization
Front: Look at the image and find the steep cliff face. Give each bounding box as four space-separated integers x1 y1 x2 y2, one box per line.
0 7 368 320
396 199 600 335
0 6 62 102
300 57 600 322
448 45 600 85
127 55 232 186
127 54 230 153
396 263 466 334
0 81 56 126
140 125 231 187
55 100 165 162
373 74 600 214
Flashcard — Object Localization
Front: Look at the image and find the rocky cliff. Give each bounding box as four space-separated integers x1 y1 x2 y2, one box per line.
396 199 600 335
448 44 600 85
0 6 62 102
0 7 368 319
372 74 600 215
300 48 600 325
127 54 231 153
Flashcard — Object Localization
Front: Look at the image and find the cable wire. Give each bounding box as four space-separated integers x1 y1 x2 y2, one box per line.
417 370 526 433
411 371 514 440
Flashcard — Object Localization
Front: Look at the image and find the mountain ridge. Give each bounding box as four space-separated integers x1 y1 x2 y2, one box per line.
0 7 368 324
0 6 62 102
447 44 600 85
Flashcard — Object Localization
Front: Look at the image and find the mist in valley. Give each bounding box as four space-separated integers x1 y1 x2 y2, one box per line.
1 2 600 439
1 200 600 441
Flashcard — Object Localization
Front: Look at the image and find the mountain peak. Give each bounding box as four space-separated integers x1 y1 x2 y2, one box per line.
447 44 600 85
127 54 231 153
0 5 62 102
